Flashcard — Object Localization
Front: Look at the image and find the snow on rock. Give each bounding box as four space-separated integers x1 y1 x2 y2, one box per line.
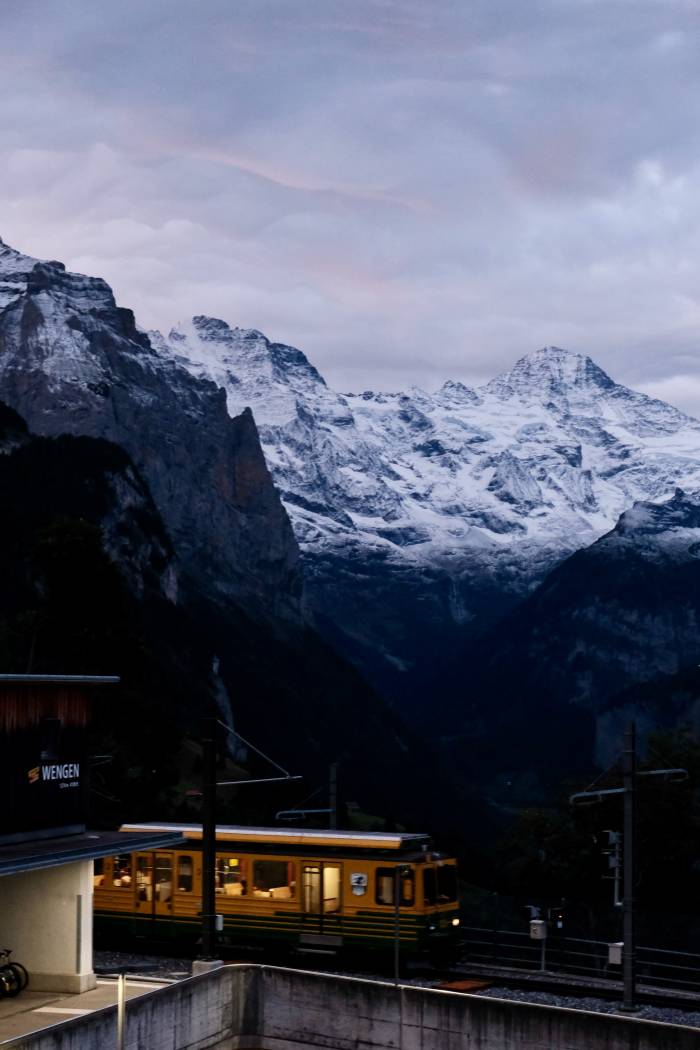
0 240 302 622
152 325 700 606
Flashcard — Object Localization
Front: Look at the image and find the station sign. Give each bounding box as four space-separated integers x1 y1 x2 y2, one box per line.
1 722 88 841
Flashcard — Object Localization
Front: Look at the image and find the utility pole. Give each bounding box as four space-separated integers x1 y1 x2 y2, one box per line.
393 865 410 983
198 717 303 961
329 763 338 830
570 720 687 1014
622 721 636 1012
200 717 217 960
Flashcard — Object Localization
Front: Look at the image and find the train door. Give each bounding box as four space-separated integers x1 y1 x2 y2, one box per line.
134 852 154 933
134 852 174 927
154 853 174 917
302 865 321 925
301 863 342 941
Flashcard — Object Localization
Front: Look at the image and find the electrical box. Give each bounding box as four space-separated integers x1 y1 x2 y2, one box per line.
608 942 623 965
529 919 547 940
215 913 224 932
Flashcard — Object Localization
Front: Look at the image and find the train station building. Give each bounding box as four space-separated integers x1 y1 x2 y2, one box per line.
0 675 183 992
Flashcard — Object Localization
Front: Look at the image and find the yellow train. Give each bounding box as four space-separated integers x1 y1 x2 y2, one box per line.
93 823 460 958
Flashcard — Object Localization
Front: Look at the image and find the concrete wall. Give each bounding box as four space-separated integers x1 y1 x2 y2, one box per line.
258 968 700 1050
2 964 698 1050
0 861 94 992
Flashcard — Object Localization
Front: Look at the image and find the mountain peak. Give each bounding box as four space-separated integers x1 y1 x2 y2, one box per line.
615 488 700 538
0 240 46 310
437 379 480 404
0 238 41 273
485 345 616 401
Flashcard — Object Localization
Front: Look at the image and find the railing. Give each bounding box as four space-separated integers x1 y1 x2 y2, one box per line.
459 926 700 993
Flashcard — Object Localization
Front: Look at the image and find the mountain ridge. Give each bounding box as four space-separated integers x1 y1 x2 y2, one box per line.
0 239 302 623
152 313 700 697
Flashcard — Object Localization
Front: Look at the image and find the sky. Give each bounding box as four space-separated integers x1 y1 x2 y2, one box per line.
2 1 700 408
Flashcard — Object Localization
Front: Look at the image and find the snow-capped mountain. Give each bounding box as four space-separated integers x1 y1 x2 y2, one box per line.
0 238 455 825
0 239 301 620
152 315 700 690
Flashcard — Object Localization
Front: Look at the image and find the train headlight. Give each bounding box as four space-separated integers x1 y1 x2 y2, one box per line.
451 918 460 927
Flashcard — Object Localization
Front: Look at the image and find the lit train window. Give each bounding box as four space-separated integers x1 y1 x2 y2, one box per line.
93 858 105 889
252 859 296 899
323 865 341 913
178 856 193 892
215 855 247 896
112 855 132 889
155 854 173 902
136 855 153 901
375 868 414 906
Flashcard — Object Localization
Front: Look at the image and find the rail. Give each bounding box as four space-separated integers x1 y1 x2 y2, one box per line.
459 927 700 994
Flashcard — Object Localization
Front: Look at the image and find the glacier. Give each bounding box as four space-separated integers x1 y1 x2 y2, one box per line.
151 314 700 690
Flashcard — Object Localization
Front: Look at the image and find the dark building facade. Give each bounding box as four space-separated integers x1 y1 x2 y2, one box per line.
0 675 183 992
0 675 112 843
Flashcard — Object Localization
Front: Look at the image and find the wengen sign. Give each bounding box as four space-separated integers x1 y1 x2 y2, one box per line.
42 763 80 781
28 762 80 786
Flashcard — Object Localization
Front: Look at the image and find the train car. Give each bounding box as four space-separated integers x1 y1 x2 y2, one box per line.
93 823 460 958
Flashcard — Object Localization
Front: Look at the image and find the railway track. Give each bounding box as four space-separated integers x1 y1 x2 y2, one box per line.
432 965 700 1015
95 947 700 1023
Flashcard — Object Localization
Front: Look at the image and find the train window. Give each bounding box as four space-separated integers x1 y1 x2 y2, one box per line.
93 857 105 889
215 856 247 897
302 866 320 912
252 859 296 899
423 867 437 906
376 869 394 905
323 865 341 914
437 865 458 903
155 854 173 902
375 868 415 906
112 854 132 888
177 856 194 892
136 855 153 901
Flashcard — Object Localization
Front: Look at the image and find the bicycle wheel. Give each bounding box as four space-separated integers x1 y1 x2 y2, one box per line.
9 963 28 991
0 966 20 997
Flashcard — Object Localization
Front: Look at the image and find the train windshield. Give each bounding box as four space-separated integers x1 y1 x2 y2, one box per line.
437 864 458 903
423 867 436 906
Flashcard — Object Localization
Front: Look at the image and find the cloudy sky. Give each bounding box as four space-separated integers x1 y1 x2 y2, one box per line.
2 1 700 407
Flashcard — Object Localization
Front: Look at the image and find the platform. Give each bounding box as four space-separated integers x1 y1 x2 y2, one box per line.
0 976 171 1043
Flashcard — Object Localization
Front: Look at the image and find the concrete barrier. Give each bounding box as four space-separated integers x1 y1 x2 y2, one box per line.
1 964 697 1050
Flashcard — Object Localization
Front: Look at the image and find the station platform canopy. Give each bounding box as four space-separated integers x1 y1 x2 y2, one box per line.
0 827 186 878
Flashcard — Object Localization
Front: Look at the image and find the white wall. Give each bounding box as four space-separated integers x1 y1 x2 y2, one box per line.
0 860 95 992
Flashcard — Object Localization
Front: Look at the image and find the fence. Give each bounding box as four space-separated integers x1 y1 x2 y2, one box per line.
459 926 700 993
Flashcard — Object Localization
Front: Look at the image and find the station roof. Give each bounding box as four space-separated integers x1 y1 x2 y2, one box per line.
0 675 120 684
0 828 185 877
122 822 432 851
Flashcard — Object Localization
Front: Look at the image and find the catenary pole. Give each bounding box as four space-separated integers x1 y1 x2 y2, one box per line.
201 717 217 959
570 721 686 1013
393 865 407 984
622 721 636 1011
329 763 338 830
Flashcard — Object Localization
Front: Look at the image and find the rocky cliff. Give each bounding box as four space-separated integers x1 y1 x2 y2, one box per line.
0 239 300 621
0 398 459 830
439 489 700 793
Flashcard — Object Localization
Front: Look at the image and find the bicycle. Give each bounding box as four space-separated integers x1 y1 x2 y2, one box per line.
0 948 28 996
